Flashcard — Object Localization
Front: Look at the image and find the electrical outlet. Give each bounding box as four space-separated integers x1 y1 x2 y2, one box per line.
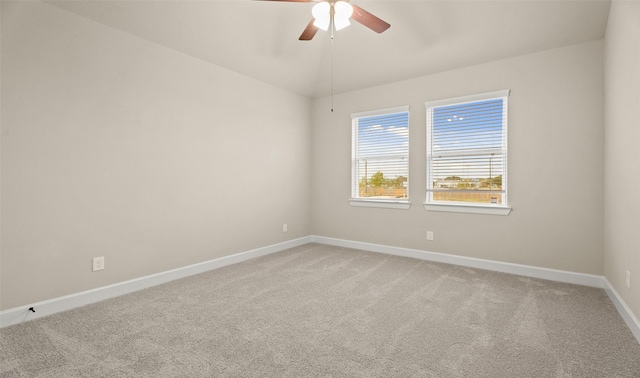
92 257 105 272
427 231 434 241
626 270 631 289
283 224 288 232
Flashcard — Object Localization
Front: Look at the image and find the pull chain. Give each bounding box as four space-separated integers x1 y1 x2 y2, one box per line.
331 33 335 112
330 13 335 112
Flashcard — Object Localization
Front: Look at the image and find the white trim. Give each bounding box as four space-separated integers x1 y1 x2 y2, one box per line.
351 107 410 201
311 235 640 344
424 89 510 108
603 278 640 344
424 203 512 215
0 236 311 329
310 235 603 287
349 199 411 209
3 235 639 346
351 105 410 119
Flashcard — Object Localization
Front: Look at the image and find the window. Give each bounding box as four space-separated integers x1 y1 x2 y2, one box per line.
425 90 511 215
350 106 410 209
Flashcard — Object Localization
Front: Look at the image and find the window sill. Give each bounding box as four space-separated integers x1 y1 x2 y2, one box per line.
349 199 411 210
423 203 511 216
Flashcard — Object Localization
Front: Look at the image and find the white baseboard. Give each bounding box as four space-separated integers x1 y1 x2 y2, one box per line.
311 235 640 344
3 235 639 345
603 278 640 343
0 236 311 329
311 235 604 287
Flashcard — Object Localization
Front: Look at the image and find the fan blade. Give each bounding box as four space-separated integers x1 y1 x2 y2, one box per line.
299 18 319 40
351 4 390 33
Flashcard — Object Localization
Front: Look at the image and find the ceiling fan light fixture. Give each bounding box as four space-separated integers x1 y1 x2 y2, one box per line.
334 1 353 31
334 1 353 19
268 0 389 41
313 17 330 31
312 2 331 31
334 17 351 31
334 17 350 31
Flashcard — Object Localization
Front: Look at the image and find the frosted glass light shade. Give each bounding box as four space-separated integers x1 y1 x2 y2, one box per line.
311 1 353 32
334 1 353 30
312 2 331 31
334 1 353 19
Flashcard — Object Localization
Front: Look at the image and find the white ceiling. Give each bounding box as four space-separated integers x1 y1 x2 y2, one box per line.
45 0 611 99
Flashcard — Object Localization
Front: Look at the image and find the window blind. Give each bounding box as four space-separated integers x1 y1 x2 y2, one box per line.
352 107 409 201
426 91 509 206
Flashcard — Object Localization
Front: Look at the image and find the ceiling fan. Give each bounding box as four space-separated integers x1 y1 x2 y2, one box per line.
264 0 390 41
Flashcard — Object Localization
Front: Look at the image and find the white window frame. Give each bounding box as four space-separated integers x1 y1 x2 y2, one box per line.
424 90 511 216
350 106 411 210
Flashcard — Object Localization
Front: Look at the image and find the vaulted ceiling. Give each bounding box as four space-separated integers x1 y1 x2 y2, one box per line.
46 0 611 98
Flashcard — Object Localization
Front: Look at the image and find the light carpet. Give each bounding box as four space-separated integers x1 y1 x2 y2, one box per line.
1 243 639 377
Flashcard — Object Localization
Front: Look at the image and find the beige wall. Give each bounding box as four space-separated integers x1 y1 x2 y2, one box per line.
0 1 311 310
604 0 640 321
0 0 3 312
0 0 623 318
311 40 604 275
